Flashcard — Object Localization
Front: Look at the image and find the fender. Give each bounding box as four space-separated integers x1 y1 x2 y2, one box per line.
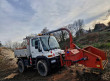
17 57 29 66
36 56 50 65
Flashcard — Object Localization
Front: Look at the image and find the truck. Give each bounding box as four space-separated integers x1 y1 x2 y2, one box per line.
14 33 64 76
14 28 108 76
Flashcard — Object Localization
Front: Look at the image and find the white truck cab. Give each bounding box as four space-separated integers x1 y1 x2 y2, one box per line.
14 35 64 76
30 35 63 58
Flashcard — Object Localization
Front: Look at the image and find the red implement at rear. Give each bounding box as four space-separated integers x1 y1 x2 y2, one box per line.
60 46 108 69
43 28 108 69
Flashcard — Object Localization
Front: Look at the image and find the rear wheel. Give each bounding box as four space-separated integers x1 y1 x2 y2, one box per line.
18 60 26 73
37 60 49 76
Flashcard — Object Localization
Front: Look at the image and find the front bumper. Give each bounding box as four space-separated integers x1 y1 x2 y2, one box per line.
49 56 61 68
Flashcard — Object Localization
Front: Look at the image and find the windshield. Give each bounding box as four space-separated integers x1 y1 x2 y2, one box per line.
40 36 60 51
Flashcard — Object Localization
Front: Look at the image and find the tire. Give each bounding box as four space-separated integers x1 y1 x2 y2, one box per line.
37 60 49 76
18 60 26 73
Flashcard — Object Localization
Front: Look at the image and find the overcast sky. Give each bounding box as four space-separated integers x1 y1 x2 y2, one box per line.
0 0 110 43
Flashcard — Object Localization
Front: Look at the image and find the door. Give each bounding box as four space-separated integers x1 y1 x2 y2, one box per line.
30 38 43 58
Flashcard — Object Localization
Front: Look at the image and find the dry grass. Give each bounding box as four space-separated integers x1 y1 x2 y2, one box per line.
0 47 17 71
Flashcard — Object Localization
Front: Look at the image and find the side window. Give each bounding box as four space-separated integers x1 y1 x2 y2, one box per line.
35 40 38 49
31 38 42 51
32 38 38 47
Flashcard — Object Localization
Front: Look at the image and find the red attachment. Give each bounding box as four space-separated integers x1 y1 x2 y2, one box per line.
57 28 107 69
81 49 103 69
60 46 108 69
42 28 108 69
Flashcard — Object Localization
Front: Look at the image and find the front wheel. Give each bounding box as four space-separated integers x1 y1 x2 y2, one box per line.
37 60 49 76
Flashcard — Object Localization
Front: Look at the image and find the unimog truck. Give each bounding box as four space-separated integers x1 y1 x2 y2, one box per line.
14 34 64 76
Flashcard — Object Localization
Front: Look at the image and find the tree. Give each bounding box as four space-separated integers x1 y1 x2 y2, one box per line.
21 40 27 47
12 42 21 50
41 27 49 33
73 19 84 37
88 28 92 33
5 41 13 49
67 24 74 35
0 41 2 47
5 41 21 50
106 9 110 17
54 19 84 41
64 19 85 38
53 29 69 42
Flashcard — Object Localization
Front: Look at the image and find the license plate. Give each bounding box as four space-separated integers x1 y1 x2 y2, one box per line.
51 60 56 63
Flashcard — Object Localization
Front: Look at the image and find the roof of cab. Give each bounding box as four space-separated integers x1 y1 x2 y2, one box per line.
23 34 52 40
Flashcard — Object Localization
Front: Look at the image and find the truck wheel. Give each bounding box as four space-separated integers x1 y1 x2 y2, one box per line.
18 60 26 73
37 60 49 76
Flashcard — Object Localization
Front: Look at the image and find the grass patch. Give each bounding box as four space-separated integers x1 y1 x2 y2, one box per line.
75 31 110 45
93 43 110 49
76 43 83 48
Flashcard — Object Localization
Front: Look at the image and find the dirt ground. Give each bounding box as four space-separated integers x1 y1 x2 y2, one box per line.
0 47 110 81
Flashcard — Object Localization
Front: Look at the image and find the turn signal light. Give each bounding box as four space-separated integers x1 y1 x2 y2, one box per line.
48 55 52 57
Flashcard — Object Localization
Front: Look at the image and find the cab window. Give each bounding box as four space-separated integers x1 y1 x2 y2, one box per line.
32 38 38 47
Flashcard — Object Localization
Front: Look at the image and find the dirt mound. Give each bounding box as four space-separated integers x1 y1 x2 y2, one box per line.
0 47 17 71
